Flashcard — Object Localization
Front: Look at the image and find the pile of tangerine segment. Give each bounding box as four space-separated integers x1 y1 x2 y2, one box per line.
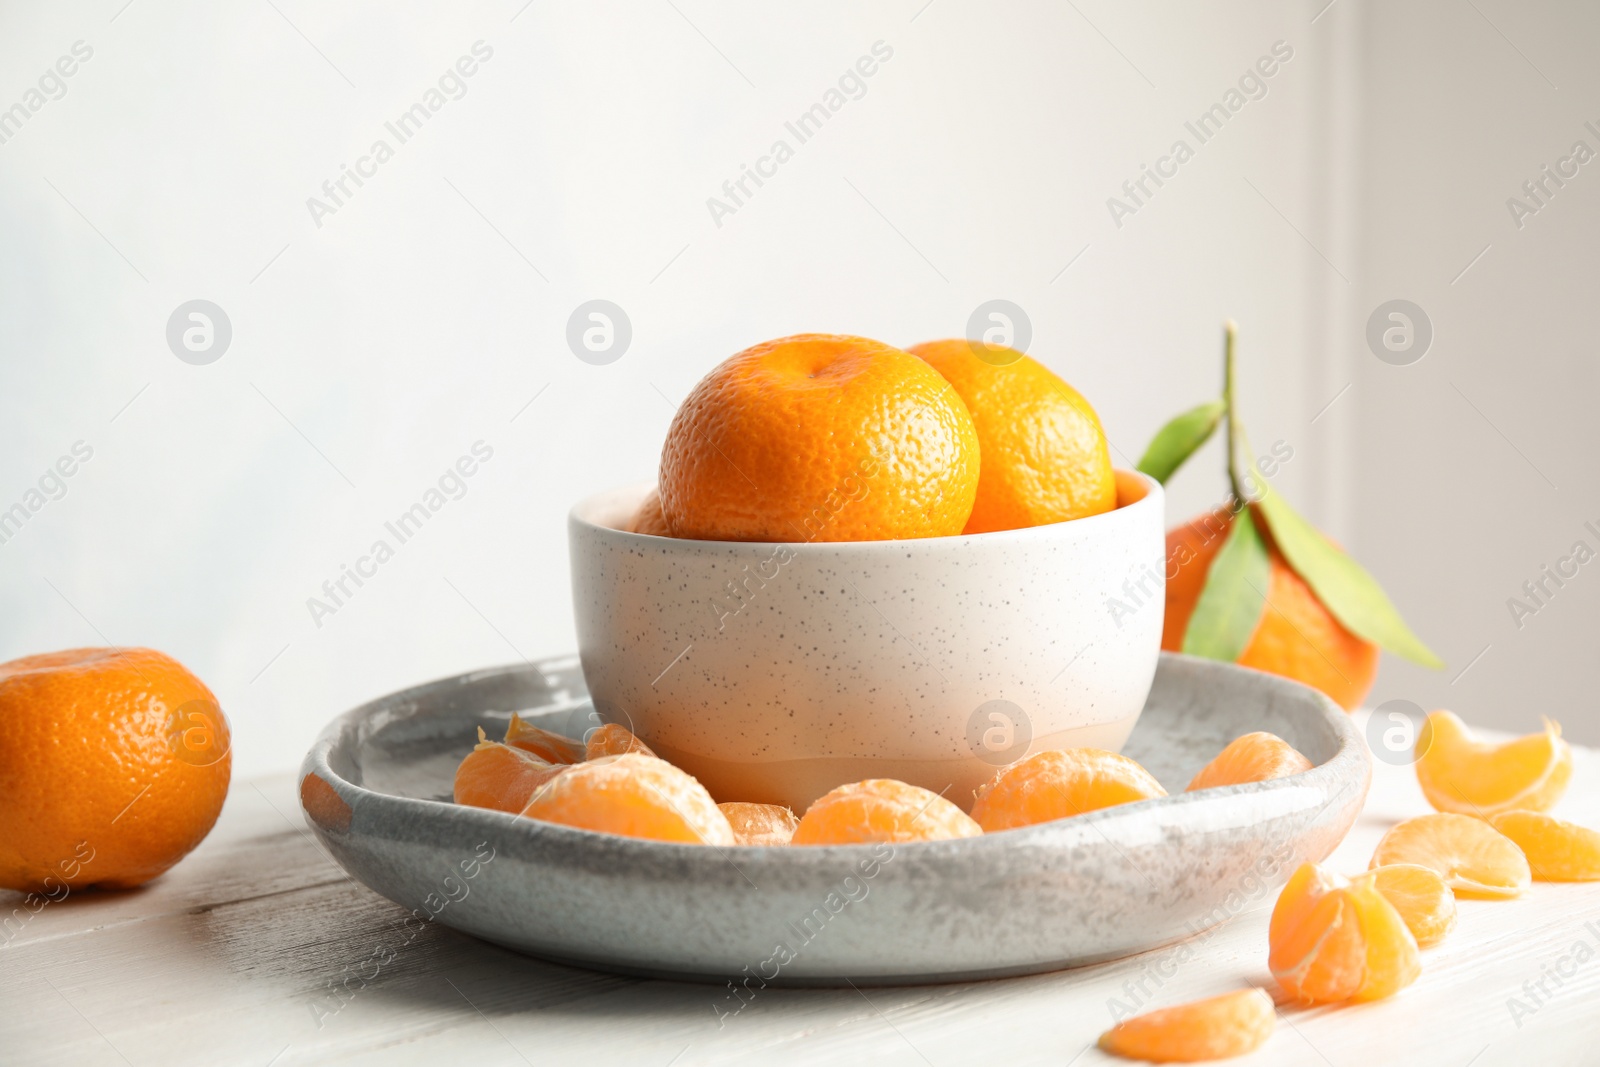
454 714 1287 846
454 708 1600 1062
1098 710 1600 1064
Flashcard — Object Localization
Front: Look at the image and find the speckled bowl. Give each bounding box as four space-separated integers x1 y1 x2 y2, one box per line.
298 653 1371 985
569 471 1166 811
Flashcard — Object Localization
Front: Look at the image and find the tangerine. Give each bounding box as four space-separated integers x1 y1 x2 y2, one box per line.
907 340 1115 533
1186 732 1312 791
791 779 980 845
970 748 1166 833
1268 862 1420 1003
519 753 734 845
503 713 585 764
585 723 655 760
0 647 231 892
454 731 564 814
658 334 980 542
1163 510 1378 711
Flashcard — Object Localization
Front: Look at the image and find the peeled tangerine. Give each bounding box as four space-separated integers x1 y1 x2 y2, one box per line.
971 748 1166 833
1414 710 1570 817
720 802 800 847
1356 864 1457 947
1269 863 1421 1004
1490 811 1600 882
1187 732 1312 792
520 753 735 845
504 713 586 764
585 723 656 760
1098 988 1275 1064
1370 813 1531 899
791 780 980 846
454 730 565 814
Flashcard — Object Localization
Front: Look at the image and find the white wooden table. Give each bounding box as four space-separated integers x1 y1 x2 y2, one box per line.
5 712 1598 1066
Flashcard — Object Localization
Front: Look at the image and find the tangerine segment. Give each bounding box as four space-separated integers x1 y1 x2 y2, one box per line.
1187 732 1313 792
1415 711 1571 817
1268 863 1421 1003
907 340 1116 534
1268 864 1363 1003
1370 813 1531 899
659 334 981 542
970 749 1167 833
791 780 981 846
1489 811 1600 882
719 802 800 847
585 723 656 760
503 713 585 764
1356 864 1457 947
520 754 735 845
454 731 564 814
1097 988 1275 1063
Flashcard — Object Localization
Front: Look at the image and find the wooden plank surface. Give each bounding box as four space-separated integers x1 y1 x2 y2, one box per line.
4 713 1599 1066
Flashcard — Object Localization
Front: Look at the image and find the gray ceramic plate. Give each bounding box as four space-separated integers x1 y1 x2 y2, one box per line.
299 652 1369 986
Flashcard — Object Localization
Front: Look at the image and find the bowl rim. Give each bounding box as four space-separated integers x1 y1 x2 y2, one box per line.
569 468 1164 552
299 651 1371 864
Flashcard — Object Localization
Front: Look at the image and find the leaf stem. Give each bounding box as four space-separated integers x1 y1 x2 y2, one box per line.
1222 320 1246 508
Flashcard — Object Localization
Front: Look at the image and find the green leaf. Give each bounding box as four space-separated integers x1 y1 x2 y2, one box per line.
1254 486 1444 669
1182 506 1270 662
1137 399 1226 485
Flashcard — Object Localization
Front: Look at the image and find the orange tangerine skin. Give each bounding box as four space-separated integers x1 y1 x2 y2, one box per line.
454 736 564 814
1370 813 1531 900
630 488 673 536
1356 864 1457 947
1097 988 1275 1063
1415 711 1571 817
659 334 981 542
1269 862 1421 1004
907 340 1116 534
791 779 980 846
1187 732 1313 792
971 748 1166 833
719 802 799 846
1163 514 1378 711
504 713 585 765
585 723 656 760
0 647 231 892
1490 811 1600 882
520 754 735 845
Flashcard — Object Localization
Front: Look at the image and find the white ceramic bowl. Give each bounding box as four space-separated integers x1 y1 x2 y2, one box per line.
568 471 1165 811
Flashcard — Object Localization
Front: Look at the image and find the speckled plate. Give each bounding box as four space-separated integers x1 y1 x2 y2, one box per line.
299 652 1370 986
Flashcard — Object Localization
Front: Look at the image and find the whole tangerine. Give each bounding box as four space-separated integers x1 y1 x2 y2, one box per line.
909 340 1116 534
658 334 981 542
1163 509 1378 711
0 647 231 892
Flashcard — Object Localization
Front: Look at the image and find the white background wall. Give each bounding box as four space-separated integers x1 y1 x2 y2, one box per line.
0 0 1589 778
